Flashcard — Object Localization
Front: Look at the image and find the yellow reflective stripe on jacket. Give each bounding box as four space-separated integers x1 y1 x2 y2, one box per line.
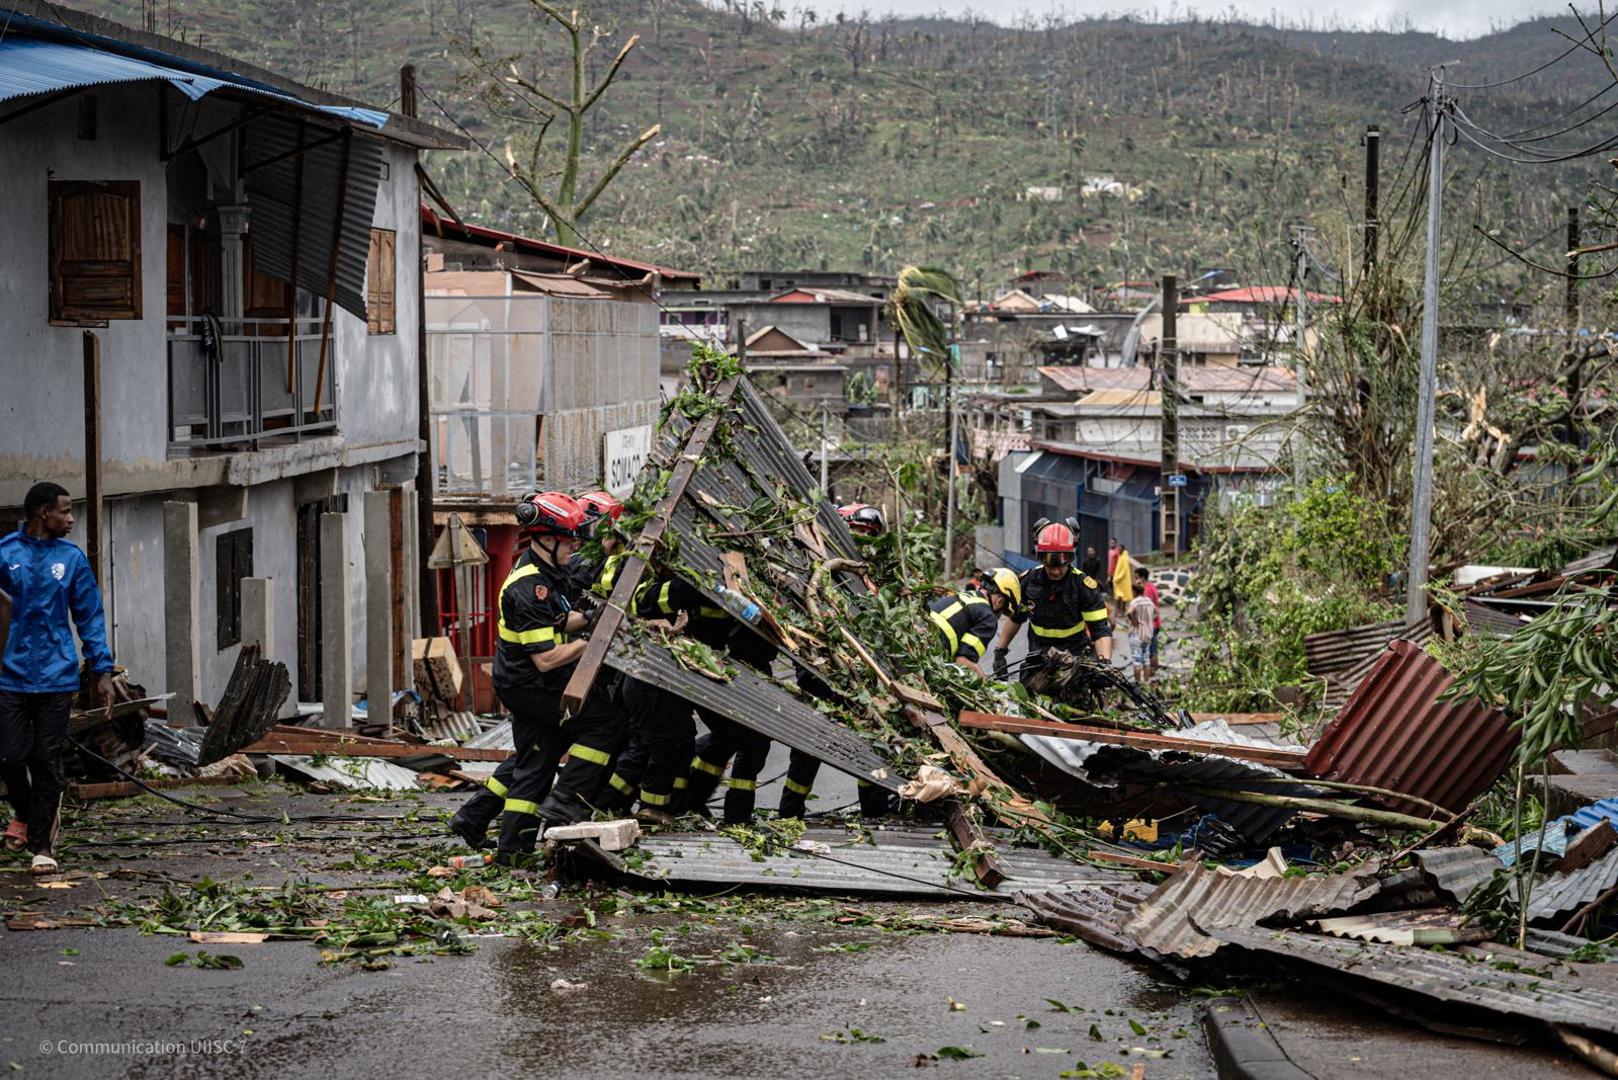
599 553 624 592
497 562 567 646
656 581 674 614
567 743 611 767
504 798 542 816
930 594 991 660
1081 608 1109 623
1031 622 1086 638
695 606 727 619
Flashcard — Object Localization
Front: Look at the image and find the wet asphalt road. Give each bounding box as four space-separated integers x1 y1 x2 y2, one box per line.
2 900 1210 1079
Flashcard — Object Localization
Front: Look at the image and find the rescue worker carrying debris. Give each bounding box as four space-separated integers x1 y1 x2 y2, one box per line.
992 520 1113 682
929 568 1020 675
778 502 894 821
488 492 622 858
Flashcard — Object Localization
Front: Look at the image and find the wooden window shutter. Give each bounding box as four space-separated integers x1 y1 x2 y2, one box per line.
367 227 396 334
50 180 142 323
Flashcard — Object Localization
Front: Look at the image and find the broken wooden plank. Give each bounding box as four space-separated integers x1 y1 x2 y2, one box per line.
562 375 741 715
69 775 246 800
955 711 1308 772
943 799 1007 889
903 706 1060 841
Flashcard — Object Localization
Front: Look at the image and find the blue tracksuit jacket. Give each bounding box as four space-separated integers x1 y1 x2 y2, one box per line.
0 529 114 693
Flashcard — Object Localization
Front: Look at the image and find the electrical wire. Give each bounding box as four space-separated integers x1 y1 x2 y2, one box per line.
1442 8 1618 89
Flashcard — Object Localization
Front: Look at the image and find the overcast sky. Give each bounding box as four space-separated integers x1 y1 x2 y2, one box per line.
810 0 1572 40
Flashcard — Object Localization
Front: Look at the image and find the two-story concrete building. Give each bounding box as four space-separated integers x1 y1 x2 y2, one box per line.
0 2 463 718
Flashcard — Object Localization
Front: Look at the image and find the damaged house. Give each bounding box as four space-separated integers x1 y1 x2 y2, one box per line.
0 2 463 717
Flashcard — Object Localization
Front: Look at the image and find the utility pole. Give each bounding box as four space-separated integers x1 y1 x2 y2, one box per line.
1159 274 1180 560
1363 125 1380 280
1291 225 1311 488
404 63 438 636
1406 78 1447 627
819 398 830 496
1567 205 1581 325
942 317 960 579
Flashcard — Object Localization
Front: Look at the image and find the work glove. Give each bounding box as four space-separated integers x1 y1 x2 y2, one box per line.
580 603 607 636
992 647 1010 679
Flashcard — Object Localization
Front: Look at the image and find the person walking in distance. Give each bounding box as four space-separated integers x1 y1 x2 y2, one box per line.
1124 570 1157 685
1109 537 1134 620
0 483 115 875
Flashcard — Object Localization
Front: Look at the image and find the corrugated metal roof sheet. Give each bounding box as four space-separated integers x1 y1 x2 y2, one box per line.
244 113 383 319
464 719 514 751
1304 619 1407 678
1210 926 1618 1038
1565 798 1618 834
1020 722 1321 846
269 754 420 791
1307 910 1489 946
1118 861 1380 958
1016 883 1162 959
1413 846 1502 904
1495 821 1568 868
421 207 701 282
1303 640 1517 814
1038 365 1296 395
1522 845 1618 922
604 636 900 791
577 826 1116 899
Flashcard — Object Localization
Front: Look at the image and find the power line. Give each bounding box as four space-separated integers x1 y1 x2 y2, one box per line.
1443 7 1618 89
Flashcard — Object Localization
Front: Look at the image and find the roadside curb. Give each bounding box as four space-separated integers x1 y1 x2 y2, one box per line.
1203 998 1315 1080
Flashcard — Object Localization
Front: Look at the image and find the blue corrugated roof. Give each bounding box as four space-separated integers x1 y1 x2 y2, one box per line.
0 36 385 128
1562 798 1618 834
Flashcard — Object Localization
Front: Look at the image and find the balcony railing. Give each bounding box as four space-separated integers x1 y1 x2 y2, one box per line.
167 316 336 452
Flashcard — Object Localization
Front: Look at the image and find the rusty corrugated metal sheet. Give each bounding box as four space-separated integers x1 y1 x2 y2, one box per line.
1117 861 1381 958
1017 882 1162 959
1304 618 1407 678
1320 625 1436 712
1210 926 1618 1038
1303 640 1517 815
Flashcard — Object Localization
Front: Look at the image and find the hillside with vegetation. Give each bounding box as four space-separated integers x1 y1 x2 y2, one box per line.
81 0 1617 297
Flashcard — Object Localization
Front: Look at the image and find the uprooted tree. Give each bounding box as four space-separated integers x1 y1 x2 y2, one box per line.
462 2 660 246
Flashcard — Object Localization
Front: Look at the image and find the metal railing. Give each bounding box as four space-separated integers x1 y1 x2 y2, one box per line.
167 316 336 451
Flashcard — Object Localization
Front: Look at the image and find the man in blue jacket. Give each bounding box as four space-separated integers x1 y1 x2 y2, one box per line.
0 482 115 874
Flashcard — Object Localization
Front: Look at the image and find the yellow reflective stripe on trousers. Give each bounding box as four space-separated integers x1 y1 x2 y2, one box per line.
504 798 542 816
783 778 812 795
1031 622 1085 638
727 777 757 791
567 743 611 766
607 773 635 795
673 776 689 789
639 790 672 806
485 776 509 798
691 756 726 776
1081 608 1109 623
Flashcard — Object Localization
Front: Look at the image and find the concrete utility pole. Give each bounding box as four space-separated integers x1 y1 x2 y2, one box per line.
1291 225 1311 488
1159 274 1180 560
404 64 438 638
942 320 960 579
1363 125 1380 279
1406 77 1447 627
819 398 830 496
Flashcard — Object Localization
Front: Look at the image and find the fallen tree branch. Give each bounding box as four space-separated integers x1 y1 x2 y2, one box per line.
1179 785 1503 845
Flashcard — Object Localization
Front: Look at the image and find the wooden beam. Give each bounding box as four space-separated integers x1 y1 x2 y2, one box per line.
561 375 742 714
956 711 1309 772
943 799 1006 888
82 331 103 586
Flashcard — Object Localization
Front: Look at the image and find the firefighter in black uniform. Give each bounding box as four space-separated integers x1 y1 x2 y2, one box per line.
929 568 1021 675
649 574 779 824
488 491 624 857
992 521 1112 681
777 503 893 821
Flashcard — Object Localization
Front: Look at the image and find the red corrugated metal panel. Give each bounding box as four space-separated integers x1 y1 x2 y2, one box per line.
1303 639 1518 815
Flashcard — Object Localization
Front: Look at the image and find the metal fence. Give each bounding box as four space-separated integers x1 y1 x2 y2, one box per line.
167 316 336 451
426 292 658 496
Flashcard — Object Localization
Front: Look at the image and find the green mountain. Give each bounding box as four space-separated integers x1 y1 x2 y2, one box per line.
74 1 1614 295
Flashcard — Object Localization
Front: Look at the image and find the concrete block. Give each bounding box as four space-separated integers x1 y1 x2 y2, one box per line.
363 491 393 725
319 511 352 729
162 501 201 725
241 577 274 656
542 819 641 851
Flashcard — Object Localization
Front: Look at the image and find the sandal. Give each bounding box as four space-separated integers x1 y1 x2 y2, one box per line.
30 853 59 875
3 819 25 852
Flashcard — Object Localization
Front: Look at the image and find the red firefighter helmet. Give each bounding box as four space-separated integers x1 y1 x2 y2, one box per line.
1034 522 1076 554
837 503 887 538
514 491 587 538
579 490 624 523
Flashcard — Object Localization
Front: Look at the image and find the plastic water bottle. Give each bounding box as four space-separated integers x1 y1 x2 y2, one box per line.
448 854 492 870
714 585 763 625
